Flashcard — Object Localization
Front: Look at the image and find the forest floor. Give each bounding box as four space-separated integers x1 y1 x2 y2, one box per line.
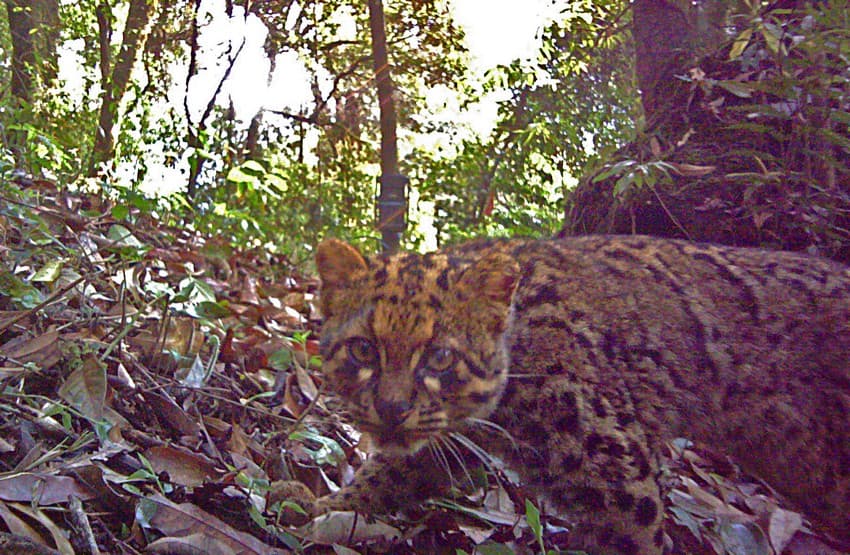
0 179 844 555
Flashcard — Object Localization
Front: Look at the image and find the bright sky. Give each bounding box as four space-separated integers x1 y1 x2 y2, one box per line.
84 0 560 195
190 0 559 129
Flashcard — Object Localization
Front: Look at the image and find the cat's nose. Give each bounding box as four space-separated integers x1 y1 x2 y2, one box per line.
374 398 412 428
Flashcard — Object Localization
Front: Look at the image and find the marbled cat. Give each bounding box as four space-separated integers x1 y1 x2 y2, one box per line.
285 235 850 555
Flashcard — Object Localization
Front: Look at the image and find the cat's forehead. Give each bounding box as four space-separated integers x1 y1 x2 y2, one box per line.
361 251 457 343
367 251 454 291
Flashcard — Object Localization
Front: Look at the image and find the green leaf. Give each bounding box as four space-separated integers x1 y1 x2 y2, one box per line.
269 348 294 371
107 225 145 248
240 160 266 175
111 204 130 220
475 543 516 555
289 429 346 466
761 22 783 54
187 300 230 319
729 28 753 59
716 80 754 98
525 498 542 537
32 259 64 282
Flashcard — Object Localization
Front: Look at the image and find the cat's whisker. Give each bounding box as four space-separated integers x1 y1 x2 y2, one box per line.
427 438 455 487
437 434 474 488
465 417 517 450
448 431 501 473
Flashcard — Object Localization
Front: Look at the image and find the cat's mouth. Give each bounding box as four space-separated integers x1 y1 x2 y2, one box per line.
360 428 434 456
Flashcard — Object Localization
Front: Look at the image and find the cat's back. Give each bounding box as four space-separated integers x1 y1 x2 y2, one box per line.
487 235 850 542
504 235 850 387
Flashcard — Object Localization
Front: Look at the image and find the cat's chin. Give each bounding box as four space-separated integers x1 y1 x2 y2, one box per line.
361 431 431 457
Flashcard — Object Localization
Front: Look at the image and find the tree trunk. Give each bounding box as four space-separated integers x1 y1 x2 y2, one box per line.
88 0 158 177
4 0 36 166
563 1 850 263
367 0 406 253
5 0 35 103
632 0 692 129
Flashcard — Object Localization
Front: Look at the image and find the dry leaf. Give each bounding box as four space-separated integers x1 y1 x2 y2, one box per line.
138 493 278 555
298 511 402 545
767 507 803 553
143 446 221 487
147 532 238 555
4 502 75 555
58 354 107 420
0 473 94 505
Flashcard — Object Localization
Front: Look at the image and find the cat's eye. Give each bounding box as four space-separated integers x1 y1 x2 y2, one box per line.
347 338 378 365
427 347 456 372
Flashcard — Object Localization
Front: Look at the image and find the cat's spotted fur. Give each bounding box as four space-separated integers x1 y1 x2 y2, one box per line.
284 235 850 555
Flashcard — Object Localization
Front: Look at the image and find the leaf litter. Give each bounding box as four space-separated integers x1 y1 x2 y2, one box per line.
1 180 846 555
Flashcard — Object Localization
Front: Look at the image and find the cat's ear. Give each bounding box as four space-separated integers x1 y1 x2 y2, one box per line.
316 239 368 289
459 252 520 307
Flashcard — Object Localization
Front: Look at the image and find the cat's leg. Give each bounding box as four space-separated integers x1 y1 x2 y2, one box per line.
498 378 667 555
270 449 449 522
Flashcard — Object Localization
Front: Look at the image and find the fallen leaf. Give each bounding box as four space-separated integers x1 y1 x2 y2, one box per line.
147 532 238 555
58 353 107 420
0 473 94 505
669 162 716 177
298 511 402 545
0 329 61 369
4 502 75 555
767 507 802 553
0 500 51 547
143 446 221 487
137 493 279 555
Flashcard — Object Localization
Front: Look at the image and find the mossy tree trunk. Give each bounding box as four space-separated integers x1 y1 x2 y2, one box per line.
563 1 850 264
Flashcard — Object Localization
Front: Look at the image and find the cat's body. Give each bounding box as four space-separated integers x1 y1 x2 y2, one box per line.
298 235 850 555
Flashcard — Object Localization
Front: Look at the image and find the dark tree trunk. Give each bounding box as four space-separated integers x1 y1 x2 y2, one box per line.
367 0 406 253
562 1 850 264
4 0 36 166
632 0 691 128
5 0 35 103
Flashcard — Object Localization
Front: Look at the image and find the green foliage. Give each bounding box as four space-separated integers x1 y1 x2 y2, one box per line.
5 0 844 255
410 0 638 244
0 0 639 252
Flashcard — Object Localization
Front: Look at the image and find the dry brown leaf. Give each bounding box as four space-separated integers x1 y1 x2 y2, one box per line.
297 511 401 545
128 317 203 359
681 476 752 520
669 162 716 177
144 391 201 436
140 493 279 555
143 446 221 487
767 507 803 553
0 473 94 505
147 532 238 555
650 136 662 157
58 353 107 420
0 329 61 368
0 500 52 547
753 211 772 229
4 503 74 555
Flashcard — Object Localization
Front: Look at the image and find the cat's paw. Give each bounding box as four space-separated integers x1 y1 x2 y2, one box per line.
269 480 318 525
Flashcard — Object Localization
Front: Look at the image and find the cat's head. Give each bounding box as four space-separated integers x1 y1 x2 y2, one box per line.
314 239 520 455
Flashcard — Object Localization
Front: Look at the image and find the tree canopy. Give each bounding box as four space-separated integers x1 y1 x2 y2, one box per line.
2 2 850 554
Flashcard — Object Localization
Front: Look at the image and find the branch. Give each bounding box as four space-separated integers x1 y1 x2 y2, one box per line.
183 0 201 127
95 2 111 88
